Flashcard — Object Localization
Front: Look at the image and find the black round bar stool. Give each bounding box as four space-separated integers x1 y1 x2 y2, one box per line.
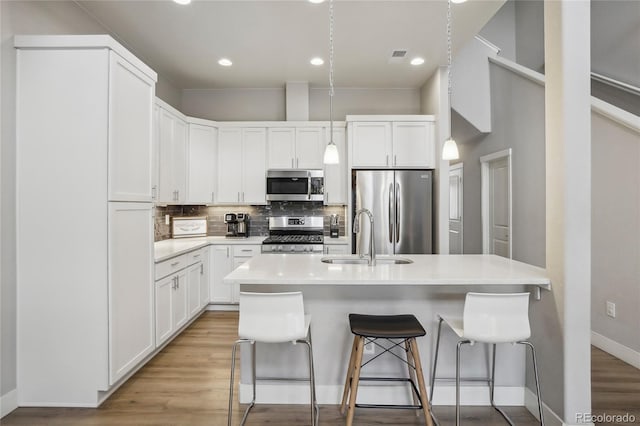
340 313 434 426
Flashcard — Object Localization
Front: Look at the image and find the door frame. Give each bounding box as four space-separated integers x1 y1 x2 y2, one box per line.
449 162 464 253
480 148 512 258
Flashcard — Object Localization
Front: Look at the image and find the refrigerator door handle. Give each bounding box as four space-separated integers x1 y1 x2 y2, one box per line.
395 182 400 243
388 183 394 243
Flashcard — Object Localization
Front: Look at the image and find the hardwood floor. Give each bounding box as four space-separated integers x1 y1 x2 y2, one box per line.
4 312 635 425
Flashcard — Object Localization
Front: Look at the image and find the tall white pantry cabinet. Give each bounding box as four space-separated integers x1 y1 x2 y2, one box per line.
15 35 157 406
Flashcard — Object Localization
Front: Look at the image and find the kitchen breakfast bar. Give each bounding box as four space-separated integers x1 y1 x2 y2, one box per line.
224 254 551 408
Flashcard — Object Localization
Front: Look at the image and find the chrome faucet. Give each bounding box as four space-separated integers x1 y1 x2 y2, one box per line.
353 209 376 266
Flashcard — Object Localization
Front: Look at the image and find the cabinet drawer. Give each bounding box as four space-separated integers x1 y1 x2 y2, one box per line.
233 245 261 258
155 254 188 280
187 248 206 265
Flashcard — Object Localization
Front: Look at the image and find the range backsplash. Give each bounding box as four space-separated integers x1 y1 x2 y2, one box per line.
155 202 347 242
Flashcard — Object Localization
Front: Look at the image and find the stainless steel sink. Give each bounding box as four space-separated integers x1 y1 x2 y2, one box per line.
321 256 413 265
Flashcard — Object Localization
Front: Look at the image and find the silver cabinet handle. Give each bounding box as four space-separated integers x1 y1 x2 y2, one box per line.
296 158 299 168
394 155 397 166
200 263 204 274
242 192 245 202
388 183 393 243
171 261 180 267
172 276 177 290
240 249 252 252
193 254 200 259
386 155 389 166
152 185 157 200
237 192 240 202
227 247 230 257
291 158 294 168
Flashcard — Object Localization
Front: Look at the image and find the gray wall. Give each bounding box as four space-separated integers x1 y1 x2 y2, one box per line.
181 87 420 122
591 112 640 352
453 63 546 266
0 0 108 399
514 0 544 72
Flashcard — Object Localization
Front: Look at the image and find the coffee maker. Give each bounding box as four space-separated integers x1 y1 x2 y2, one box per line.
225 213 249 238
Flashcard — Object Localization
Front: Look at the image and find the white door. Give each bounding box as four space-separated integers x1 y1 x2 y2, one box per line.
155 275 174 347
448 164 463 254
173 118 188 203
267 127 295 169
199 248 210 308
210 245 234 303
295 127 324 169
108 202 154 385
481 150 512 258
151 105 160 201
324 127 347 205
392 122 435 168
242 128 267 204
350 122 392 167
187 263 202 318
173 270 188 330
158 109 176 203
217 128 243 203
108 52 154 202
187 124 217 203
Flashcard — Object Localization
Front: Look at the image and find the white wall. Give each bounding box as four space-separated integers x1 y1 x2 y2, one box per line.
181 87 420 122
156 76 182 111
591 109 640 353
479 0 516 61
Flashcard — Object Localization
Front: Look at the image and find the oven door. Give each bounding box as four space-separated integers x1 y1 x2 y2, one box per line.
266 170 311 201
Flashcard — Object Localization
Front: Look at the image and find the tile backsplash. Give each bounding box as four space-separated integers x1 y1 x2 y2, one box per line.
155 202 347 242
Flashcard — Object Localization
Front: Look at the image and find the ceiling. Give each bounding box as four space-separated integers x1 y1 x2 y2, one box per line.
76 0 505 89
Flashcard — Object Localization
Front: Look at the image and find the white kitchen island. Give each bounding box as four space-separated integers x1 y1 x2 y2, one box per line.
224 254 550 407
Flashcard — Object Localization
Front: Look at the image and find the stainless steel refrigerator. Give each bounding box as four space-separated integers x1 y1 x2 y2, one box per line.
352 170 433 255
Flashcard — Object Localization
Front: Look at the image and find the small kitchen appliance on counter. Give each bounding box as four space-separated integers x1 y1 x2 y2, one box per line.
261 216 324 253
330 214 340 238
225 212 250 238
172 217 208 239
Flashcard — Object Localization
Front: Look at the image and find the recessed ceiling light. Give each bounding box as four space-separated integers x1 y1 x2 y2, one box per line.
173 0 191 5
410 57 425 66
310 57 324 66
309 0 325 3
218 58 232 67
451 0 467 3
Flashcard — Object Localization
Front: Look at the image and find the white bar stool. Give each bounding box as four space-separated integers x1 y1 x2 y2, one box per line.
228 291 318 426
430 292 544 426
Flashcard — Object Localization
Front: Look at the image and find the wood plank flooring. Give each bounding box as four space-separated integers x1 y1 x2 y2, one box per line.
3 312 637 425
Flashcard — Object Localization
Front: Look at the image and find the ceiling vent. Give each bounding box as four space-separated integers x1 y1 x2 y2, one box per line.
388 49 408 64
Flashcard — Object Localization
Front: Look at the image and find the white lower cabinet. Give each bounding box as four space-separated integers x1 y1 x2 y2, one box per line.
155 275 174 345
187 262 203 318
324 244 350 255
199 248 210 309
210 244 260 304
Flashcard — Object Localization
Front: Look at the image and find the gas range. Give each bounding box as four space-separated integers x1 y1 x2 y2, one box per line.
261 216 324 254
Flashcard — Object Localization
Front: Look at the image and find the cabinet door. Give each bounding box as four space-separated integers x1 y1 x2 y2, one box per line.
155 275 174 347
158 109 176 203
187 124 217 204
108 52 154 202
152 105 160 201
324 127 347 205
324 244 350 255
173 270 188 330
295 127 324 169
173 118 188 203
200 248 210 308
187 262 202 319
217 128 243 203
242 128 267 204
392 122 435 168
350 122 392 167
267 128 295 169
108 202 154 385
210 245 234 303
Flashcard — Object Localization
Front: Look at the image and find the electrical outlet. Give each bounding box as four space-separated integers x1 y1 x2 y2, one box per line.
606 301 616 318
363 342 375 355
165 214 170 225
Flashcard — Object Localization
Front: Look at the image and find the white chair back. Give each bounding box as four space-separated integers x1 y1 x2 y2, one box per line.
238 291 307 343
462 292 531 343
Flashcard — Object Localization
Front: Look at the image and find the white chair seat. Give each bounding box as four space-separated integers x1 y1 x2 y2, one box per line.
439 315 464 338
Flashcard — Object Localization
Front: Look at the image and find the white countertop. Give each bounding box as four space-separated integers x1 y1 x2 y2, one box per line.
154 236 266 262
224 254 551 288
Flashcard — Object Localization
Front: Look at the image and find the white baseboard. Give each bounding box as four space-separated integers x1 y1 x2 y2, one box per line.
591 331 640 369
1 389 18 418
206 304 238 312
240 383 525 406
525 388 595 426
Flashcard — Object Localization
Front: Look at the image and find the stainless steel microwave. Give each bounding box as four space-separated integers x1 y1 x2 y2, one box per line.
266 170 324 201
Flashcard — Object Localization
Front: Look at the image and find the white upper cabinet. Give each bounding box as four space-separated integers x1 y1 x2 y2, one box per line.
349 117 435 169
266 126 324 170
324 127 347 205
392 122 435 168
157 105 187 203
187 123 217 204
350 122 392 167
217 127 266 205
152 105 160 201
267 127 296 169
108 52 155 202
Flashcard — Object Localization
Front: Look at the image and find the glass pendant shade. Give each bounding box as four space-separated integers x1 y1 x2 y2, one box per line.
442 137 459 160
323 141 339 164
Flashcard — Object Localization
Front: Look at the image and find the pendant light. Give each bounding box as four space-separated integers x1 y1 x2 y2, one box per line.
323 0 339 164
442 0 460 161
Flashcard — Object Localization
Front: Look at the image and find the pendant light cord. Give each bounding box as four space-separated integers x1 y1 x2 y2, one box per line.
329 0 335 139
447 0 452 122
